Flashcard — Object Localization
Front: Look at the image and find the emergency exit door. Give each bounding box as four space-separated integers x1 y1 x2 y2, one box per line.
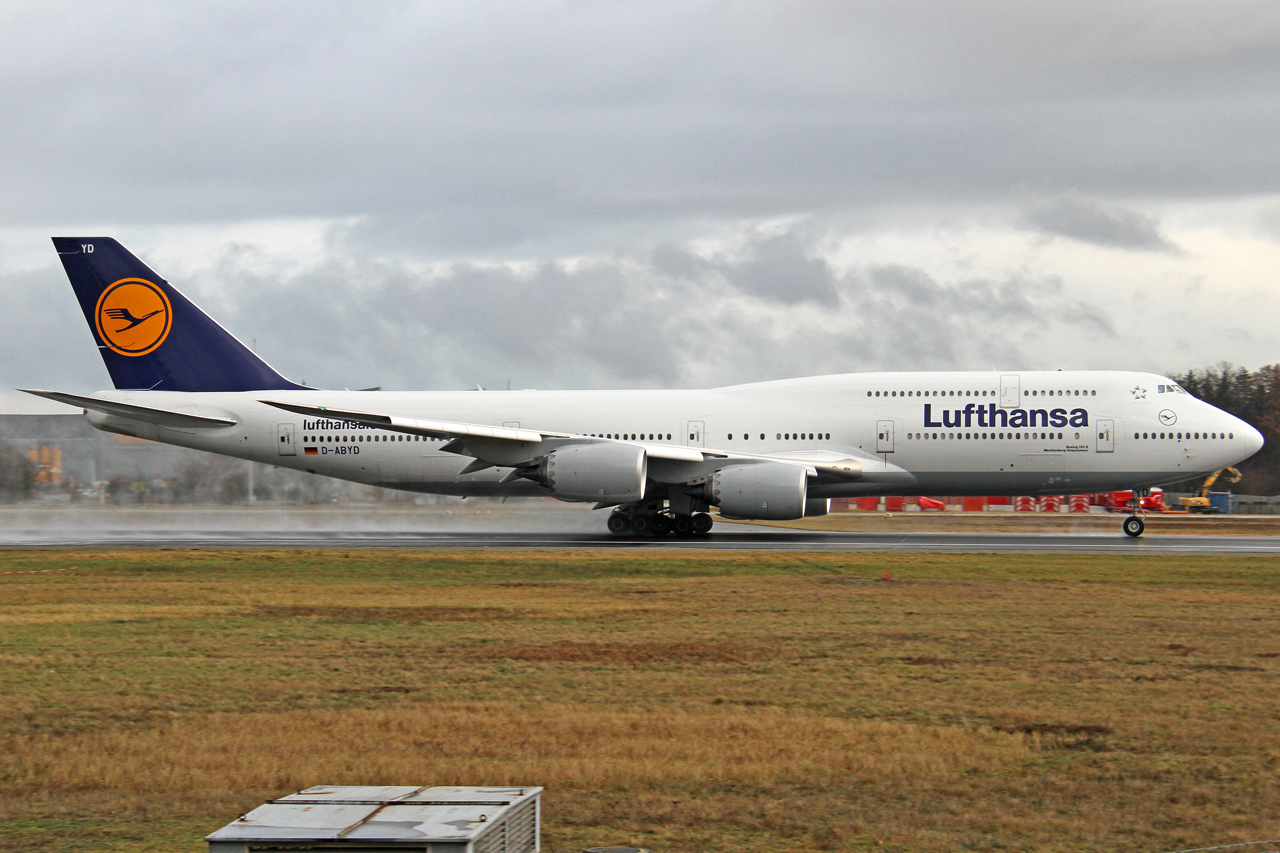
876 420 894 453
686 420 705 447
1000 375 1021 408
277 423 296 456
1096 419 1115 453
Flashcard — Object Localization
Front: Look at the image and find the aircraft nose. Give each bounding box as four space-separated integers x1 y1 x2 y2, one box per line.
1240 420 1265 458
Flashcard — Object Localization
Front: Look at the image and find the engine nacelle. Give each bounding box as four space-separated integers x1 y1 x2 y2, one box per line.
804 498 830 517
539 442 647 502
712 462 808 520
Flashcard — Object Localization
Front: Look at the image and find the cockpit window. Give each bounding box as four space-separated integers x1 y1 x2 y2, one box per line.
1158 383 1188 394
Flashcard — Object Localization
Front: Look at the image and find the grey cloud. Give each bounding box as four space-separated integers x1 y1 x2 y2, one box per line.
1020 196 1180 252
719 233 839 306
843 265 1116 370
0 267 110 392
3 1 1280 249
143 228 1117 394
6 0 1276 397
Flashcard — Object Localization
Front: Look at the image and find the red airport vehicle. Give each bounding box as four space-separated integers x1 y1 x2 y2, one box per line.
1093 488 1165 512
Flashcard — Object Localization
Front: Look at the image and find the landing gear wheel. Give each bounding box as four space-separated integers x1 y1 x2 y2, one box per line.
630 514 652 535
607 513 630 535
650 514 672 536
672 514 696 536
1123 516 1145 537
692 512 713 535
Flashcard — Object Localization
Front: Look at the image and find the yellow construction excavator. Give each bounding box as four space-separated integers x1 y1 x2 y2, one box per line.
1177 467 1242 513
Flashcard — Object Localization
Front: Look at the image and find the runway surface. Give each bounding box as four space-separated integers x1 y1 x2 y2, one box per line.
1 508 1277 553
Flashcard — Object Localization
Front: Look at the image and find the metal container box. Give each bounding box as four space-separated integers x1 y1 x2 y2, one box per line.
206 785 540 853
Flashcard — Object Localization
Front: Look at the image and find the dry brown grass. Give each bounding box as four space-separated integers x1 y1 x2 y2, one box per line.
6 703 1027 798
1 549 1279 852
471 640 750 664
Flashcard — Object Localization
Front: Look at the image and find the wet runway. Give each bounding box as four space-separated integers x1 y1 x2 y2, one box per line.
0 507 1277 554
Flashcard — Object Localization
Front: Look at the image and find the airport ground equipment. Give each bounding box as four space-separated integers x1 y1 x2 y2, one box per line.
1177 467 1242 513
205 785 540 853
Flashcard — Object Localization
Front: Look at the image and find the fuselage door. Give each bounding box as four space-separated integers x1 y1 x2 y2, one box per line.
876 419 894 453
686 420 705 447
1000 375 1021 408
277 423 296 456
1096 419 1115 453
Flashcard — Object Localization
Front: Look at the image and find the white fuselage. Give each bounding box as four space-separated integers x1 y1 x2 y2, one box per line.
81 370 1263 499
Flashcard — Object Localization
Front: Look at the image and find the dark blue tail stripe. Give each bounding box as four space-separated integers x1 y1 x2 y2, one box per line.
53 237 309 392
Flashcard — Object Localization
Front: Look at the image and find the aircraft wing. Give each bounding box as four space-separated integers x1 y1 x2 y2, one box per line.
258 399 708 463
22 389 238 429
258 400 862 480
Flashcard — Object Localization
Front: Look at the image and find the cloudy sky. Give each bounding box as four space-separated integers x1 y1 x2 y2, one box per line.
3 0 1280 410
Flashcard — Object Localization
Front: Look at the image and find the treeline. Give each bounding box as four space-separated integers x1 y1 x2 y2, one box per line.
1172 363 1280 495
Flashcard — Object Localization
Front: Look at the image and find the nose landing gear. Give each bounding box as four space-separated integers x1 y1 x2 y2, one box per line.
1123 489 1148 537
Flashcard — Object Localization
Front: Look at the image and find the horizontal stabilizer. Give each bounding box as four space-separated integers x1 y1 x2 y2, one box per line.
21 389 238 429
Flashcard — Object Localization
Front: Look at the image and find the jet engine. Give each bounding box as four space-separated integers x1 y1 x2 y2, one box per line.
537 442 647 502
711 462 808 520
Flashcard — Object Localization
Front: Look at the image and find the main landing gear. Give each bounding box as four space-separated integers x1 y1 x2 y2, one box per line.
608 508 713 537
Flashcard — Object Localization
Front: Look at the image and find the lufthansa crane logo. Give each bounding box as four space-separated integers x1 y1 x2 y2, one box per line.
94 278 173 356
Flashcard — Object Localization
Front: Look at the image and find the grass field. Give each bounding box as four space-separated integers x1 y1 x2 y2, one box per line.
1 549 1278 852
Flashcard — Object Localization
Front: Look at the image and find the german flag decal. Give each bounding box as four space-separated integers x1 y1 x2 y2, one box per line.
304 447 318 455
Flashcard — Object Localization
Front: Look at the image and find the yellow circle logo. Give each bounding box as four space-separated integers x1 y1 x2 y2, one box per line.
94 278 173 356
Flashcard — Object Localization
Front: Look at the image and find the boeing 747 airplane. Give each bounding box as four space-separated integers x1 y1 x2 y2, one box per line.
25 237 1264 537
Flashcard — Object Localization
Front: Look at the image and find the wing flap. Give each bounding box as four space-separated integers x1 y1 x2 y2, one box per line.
636 443 705 462
21 389 238 429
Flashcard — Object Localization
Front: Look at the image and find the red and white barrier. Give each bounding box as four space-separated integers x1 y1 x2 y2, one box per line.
1038 495 1063 513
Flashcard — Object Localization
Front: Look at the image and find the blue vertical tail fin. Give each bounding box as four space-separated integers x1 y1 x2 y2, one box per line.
53 237 309 392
